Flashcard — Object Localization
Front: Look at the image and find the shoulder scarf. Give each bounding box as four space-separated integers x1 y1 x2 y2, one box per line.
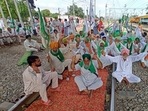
104 41 108 47
51 49 65 62
116 43 121 51
79 60 96 74
97 45 104 57
141 44 148 53
127 43 133 55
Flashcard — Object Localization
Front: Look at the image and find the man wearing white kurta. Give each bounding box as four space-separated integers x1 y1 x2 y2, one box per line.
69 18 76 35
71 54 103 96
2 30 14 44
23 56 59 105
50 29 60 42
64 19 70 36
48 41 72 80
24 35 41 52
52 17 61 32
105 48 147 83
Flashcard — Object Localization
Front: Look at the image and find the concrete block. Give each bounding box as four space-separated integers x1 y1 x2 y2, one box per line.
0 102 14 111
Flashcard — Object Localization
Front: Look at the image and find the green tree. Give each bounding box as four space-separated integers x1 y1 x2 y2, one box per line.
41 9 51 17
50 13 60 18
32 9 38 18
66 4 84 18
0 0 29 21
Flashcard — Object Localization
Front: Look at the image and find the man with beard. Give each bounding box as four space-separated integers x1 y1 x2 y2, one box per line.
71 54 103 97
22 56 59 106
47 41 72 81
104 48 147 84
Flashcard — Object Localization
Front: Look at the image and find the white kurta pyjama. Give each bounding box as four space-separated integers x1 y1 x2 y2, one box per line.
64 21 69 36
74 60 103 91
69 21 76 35
48 47 72 74
52 20 61 32
106 52 148 83
23 66 58 102
24 39 40 52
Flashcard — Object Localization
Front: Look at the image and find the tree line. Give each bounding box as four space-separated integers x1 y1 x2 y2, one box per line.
0 0 85 22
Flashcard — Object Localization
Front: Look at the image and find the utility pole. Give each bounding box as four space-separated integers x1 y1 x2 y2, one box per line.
124 4 126 15
105 4 107 20
0 5 7 28
13 0 24 27
94 0 96 16
86 7 88 20
26 0 35 32
72 0 75 18
58 8 61 18
4 0 12 19
99 10 101 18
58 8 60 15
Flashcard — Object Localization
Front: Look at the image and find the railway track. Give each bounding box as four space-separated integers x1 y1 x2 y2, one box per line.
110 63 116 111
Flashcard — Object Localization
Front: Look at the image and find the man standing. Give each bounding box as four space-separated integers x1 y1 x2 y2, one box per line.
52 17 61 32
64 19 70 36
22 56 59 105
51 29 61 42
69 17 77 35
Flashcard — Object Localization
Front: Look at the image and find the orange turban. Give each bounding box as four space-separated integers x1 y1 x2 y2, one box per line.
49 41 59 50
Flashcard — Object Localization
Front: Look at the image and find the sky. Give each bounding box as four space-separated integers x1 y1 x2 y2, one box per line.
34 0 148 18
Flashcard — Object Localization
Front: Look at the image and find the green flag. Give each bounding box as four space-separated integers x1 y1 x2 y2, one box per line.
38 8 50 48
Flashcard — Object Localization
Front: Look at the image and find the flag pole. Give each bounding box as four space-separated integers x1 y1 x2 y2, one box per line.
26 0 35 33
0 5 7 28
13 0 24 27
4 0 12 19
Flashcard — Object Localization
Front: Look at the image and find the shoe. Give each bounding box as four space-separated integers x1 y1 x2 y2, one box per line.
58 75 63 80
42 100 53 106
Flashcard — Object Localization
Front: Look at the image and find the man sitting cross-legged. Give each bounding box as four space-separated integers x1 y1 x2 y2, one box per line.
104 48 148 84
47 41 72 81
71 54 103 97
24 35 43 52
22 56 59 106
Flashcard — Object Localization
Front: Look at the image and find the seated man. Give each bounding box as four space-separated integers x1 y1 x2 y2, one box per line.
47 41 72 80
96 40 112 68
0 38 4 47
22 56 59 106
141 54 148 68
82 37 96 57
24 35 43 52
125 38 134 55
71 54 103 97
133 37 142 55
105 48 147 84
2 30 13 45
